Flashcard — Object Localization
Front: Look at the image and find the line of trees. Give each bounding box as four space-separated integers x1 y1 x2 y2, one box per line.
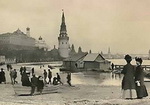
0 48 63 63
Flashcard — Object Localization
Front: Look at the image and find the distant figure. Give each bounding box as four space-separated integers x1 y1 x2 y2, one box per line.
40 65 42 69
56 73 63 85
0 69 2 84
111 63 115 70
10 64 13 69
43 70 47 84
6 64 10 71
37 76 44 94
21 70 31 86
6 64 12 71
20 66 24 75
121 54 136 99
53 77 58 85
13 69 18 84
10 69 14 84
48 69 52 84
66 73 72 86
111 63 115 78
31 68 35 76
135 57 148 99
30 74 38 96
6 64 9 71
0 68 6 84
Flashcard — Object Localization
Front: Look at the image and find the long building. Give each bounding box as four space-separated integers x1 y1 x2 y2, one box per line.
0 28 36 50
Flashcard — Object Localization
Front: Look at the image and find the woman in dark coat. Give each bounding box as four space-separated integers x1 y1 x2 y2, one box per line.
1 68 6 84
121 55 136 99
37 76 44 94
21 70 31 86
135 57 148 99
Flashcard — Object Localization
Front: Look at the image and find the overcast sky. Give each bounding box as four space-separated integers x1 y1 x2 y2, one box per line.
0 0 150 54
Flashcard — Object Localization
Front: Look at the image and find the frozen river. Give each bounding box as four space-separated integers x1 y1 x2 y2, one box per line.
0 59 150 86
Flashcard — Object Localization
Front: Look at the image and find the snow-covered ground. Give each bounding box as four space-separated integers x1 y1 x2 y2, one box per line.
0 63 150 105
0 84 150 105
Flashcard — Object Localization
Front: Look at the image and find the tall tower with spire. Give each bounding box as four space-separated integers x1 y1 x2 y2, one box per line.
58 10 70 58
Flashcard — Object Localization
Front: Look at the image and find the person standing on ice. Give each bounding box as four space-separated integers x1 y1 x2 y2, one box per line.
43 70 47 84
135 57 148 99
13 69 18 84
0 68 6 84
37 76 44 95
48 69 52 84
66 73 72 86
30 74 38 96
56 73 63 85
31 68 35 76
121 54 136 99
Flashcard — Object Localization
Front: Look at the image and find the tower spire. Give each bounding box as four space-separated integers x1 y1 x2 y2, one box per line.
60 9 67 36
58 10 70 58
62 9 65 23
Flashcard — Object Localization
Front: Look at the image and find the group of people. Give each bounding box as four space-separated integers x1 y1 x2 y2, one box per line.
18 66 72 95
30 74 44 96
43 69 52 84
0 67 18 85
121 54 148 99
43 69 72 86
52 72 72 86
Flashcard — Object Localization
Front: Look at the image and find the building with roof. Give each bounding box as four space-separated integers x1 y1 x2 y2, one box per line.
83 53 111 71
0 28 36 50
62 53 88 71
62 53 111 71
35 36 49 51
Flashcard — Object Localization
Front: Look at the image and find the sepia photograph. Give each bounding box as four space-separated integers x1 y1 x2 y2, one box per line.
0 0 150 105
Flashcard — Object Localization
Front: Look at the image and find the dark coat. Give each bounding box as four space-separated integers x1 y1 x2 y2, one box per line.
43 71 47 79
48 71 52 79
21 72 31 86
37 80 44 91
67 74 71 81
57 74 61 81
1 71 6 82
121 63 136 90
31 76 38 87
135 66 148 97
13 71 17 79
